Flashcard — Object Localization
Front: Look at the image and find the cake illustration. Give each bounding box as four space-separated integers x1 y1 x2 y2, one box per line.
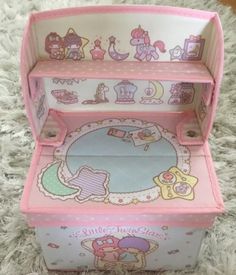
114 80 137 104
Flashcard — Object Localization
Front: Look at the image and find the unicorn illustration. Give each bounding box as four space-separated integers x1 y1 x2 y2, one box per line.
130 26 166 61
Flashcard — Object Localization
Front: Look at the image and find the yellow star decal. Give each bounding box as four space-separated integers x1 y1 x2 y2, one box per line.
153 167 198 201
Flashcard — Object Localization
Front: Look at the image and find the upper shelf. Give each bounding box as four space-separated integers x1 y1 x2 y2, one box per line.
30 60 214 84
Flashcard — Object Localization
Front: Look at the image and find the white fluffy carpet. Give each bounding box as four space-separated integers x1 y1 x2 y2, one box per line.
0 0 235 274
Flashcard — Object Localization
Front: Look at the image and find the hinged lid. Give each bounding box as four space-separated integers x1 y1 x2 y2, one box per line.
20 113 224 228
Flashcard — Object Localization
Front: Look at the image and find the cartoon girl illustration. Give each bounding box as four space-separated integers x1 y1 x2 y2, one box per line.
63 28 89 61
64 28 83 60
81 235 121 269
45 32 65 60
82 235 158 270
117 236 158 270
92 236 120 262
82 83 109 104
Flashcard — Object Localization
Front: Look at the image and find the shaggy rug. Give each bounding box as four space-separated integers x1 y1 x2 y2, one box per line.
0 0 235 274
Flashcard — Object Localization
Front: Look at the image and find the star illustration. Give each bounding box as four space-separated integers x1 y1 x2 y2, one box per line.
65 28 89 59
153 167 198 200
109 36 116 44
169 45 184 60
68 166 109 203
80 37 89 58
94 39 101 46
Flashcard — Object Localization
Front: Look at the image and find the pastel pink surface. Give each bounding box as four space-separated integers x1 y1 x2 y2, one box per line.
26 213 215 228
29 5 217 22
20 5 224 229
30 60 214 84
20 112 224 227
203 14 224 140
20 15 38 139
37 110 67 146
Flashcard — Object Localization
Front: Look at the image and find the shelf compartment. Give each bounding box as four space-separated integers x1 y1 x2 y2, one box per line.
30 60 214 84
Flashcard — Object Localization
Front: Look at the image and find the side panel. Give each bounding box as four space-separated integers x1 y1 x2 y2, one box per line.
198 15 224 139
36 225 205 271
21 16 42 138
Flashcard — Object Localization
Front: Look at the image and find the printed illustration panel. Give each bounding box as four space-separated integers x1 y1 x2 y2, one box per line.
35 13 213 62
36 118 199 205
36 225 205 271
43 77 200 112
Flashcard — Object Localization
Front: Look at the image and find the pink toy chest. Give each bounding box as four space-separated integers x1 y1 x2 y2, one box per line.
20 5 224 272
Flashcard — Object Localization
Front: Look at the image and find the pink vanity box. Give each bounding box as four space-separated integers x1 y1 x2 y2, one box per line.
20 5 224 272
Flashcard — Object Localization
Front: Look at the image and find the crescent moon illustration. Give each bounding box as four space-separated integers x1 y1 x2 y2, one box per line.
140 81 164 104
108 36 129 61
38 161 79 199
151 81 164 100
